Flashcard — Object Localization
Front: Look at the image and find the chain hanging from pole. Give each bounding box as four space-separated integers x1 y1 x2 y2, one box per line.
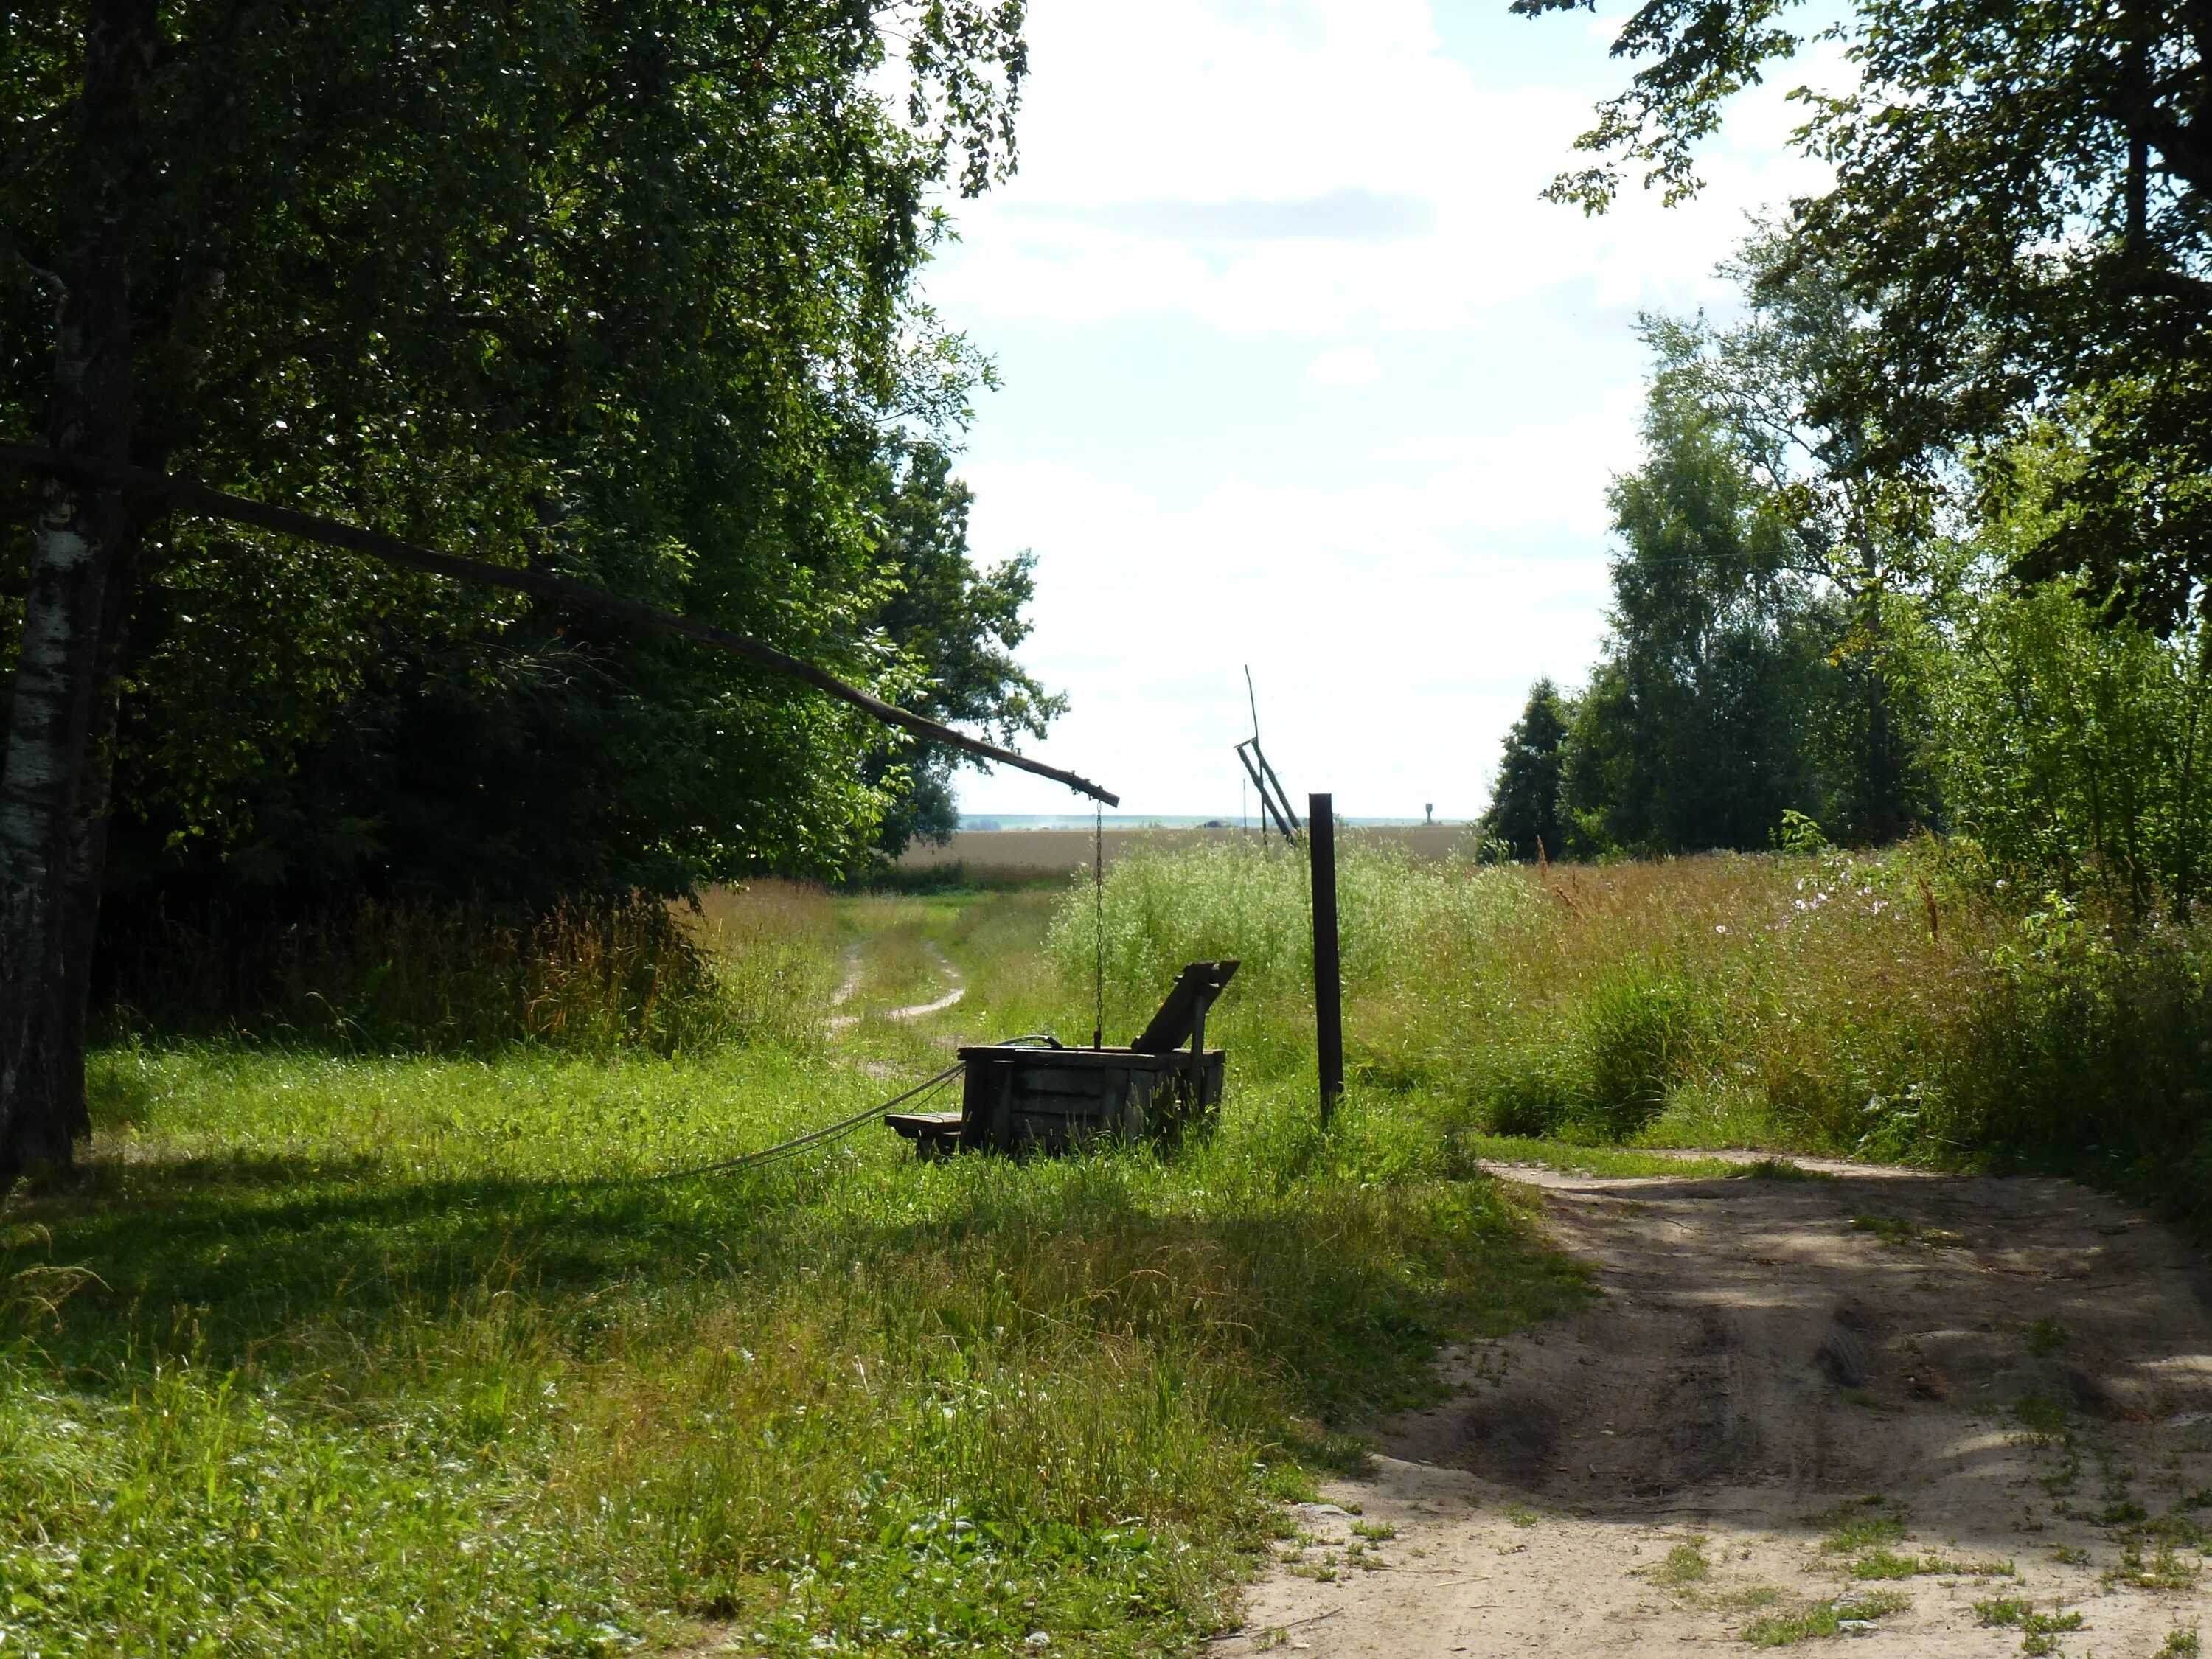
1093 800 1105 1048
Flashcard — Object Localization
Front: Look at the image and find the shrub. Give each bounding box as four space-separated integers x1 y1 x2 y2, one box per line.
97 883 835 1054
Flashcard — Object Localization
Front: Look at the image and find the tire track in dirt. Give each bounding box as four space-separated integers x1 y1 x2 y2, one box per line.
1219 1156 2212 1656
826 942 965 1031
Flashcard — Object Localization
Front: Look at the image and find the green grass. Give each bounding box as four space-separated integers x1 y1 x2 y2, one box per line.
41 830 2212 1655
2017 1608 2087 1654
1051 836 2212 1229
1849 1548 1950 1579
2 980 1587 1658
2014 1389 2076 1443
1652 1537 1711 1589
1739 1157 1834 1180
1742 1589 1910 1646
1815 1498 1907 1553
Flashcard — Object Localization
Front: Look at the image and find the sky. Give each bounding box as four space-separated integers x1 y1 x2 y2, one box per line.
924 0 1833 823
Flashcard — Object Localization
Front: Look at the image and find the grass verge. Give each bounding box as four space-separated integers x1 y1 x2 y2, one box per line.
1 1035 1587 1658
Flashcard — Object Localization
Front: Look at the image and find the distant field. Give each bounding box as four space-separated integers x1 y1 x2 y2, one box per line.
898 824 1480 878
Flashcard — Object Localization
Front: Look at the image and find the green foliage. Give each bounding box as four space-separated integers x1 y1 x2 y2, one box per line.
0 1000 1587 1659
1478 678 1573 862
1044 838 1534 1080
860 445 1066 860
1046 840 2212 1230
97 883 837 1054
1484 974 1700 1141
1524 0 2212 629
1562 348 1845 855
1924 574 2212 921
1652 1537 1711 1588
3 1 1050 917
1741 1589 1910 1646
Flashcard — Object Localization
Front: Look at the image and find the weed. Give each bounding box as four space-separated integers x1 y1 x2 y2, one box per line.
1978 1596 2032 1625
1742 1589 1909 1646
1040 838 2212 1231
1817 1498 1907 1552
2106 1542 2200 1590
1851 1548 1948 1579
2053 1545 2091 1565
1349 1520 1397 1542
2025 1316 2070 1354
1707 1585 1782 1613
1736 1158 1834 1180
1851 1214 1920 1243
2163 1630 2202 1658
1504 1505 1539 1528
102 887 830 1054
13 902 1593 1659
1850 1214 1964 1248
2015 1390 2076 1443
2018 1608 2086 1655
1652 1537 1711 1589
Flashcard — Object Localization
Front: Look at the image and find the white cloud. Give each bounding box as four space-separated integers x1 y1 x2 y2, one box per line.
952 406 1635 817
928 1 1836 337
1306 345 1382 388
925 0 1829 817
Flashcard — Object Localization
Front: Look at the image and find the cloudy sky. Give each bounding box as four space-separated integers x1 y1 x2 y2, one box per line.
924 0 1829 822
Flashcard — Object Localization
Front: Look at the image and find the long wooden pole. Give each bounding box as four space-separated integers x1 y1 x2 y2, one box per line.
0 442 1120 807
1308 791 1343 1122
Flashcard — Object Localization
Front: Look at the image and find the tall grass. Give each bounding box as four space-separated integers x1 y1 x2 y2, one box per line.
97 883 835 1054
1 891 1586 1658
1051 836 2212 1223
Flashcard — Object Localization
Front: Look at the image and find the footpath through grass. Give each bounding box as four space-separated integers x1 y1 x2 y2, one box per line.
0 887 1587 1659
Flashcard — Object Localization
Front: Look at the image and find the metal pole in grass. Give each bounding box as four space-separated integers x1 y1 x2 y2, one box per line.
1309 792 1344 1123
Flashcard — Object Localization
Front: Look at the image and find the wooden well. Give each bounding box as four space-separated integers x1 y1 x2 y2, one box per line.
888 960 1238 1158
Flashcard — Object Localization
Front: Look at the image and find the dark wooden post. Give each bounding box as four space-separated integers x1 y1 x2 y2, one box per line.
1309 792 1343 1121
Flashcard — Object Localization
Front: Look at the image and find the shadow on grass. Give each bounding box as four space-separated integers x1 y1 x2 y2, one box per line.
4 1143 1589 1429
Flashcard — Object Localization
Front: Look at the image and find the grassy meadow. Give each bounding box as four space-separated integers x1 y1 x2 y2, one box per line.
11 837 2212 1657
1062 836 2212 1220
1 877 1582 1659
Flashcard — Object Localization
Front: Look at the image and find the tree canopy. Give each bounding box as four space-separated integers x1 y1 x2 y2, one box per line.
1523 0 2212 628
1477 678 1571 861
0 0 1049 1175
4 0 1051 914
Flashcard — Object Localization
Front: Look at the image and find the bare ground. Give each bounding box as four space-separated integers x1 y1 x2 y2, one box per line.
1218 1156 2212 1657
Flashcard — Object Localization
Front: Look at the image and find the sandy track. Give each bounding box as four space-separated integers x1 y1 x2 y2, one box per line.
1220 1158 2212 1656
825 942 964 1031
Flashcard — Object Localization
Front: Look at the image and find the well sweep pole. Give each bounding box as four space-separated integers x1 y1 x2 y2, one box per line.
1308 792 1343 1123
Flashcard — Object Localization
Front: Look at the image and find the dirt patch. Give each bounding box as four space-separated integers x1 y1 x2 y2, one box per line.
1219 1158 2212 1655
826 941 964 1031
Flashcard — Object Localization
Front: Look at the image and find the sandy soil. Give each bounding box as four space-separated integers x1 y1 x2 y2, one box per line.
1217 1156 2212 1657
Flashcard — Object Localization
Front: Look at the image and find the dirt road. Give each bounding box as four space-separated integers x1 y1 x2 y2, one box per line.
1221 1157 2212 1656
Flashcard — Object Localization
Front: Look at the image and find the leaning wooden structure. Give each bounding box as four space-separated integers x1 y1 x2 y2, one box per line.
888 960 1239 1157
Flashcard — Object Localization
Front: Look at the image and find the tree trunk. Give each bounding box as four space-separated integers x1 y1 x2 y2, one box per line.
53 522 145 1146
0 0 153 1183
